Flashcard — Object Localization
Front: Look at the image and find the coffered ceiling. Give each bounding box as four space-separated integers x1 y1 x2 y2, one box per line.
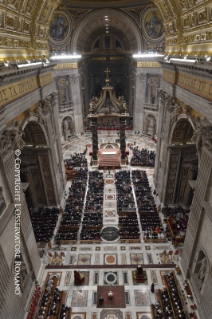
62 0 152 9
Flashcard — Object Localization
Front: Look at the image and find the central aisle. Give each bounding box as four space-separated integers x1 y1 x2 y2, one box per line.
103 171 119 227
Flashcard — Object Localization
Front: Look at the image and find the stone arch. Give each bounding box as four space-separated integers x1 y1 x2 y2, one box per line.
169 115 195 145
100 309 123 319
71 9 143 53
22 119 48 146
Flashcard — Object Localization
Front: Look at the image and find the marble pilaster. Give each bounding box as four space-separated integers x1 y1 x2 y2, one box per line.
133 73 146 131
70 75 84 133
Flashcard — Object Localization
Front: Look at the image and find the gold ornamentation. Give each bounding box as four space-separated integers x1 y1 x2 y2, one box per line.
122 7 145 24
199 11 207 23
137 61 161 68
53 63 78 69
6 16 14 28
67 8 90 26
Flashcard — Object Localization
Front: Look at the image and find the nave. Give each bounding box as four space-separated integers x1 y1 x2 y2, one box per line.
28 132 196 319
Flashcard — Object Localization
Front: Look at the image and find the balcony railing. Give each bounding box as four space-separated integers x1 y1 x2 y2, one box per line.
59 102 73 113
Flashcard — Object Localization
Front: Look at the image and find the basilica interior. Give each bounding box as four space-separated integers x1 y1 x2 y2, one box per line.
0 1 212 319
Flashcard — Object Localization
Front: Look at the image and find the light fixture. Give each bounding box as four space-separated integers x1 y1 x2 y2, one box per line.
17 62 43 68
50 54 82 60
206 56 211 62
133 53 164 58
169 58 196 63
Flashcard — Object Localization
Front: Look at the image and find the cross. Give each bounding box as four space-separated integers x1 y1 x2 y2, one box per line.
104 68 110 79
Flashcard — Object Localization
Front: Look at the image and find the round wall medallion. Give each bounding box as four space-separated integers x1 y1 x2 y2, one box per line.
49 10 71 45
104 272 117 284
141 7 165 43
101 227 120 242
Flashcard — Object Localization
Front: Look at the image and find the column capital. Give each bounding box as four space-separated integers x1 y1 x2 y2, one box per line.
69 74 80 84
136 73 146 83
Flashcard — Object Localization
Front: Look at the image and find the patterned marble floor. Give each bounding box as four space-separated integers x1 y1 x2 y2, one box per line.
39 133 196 319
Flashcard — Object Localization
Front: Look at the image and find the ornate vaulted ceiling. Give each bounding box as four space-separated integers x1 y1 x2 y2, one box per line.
70 9 143 54
0 0 212 62
62 0 152 8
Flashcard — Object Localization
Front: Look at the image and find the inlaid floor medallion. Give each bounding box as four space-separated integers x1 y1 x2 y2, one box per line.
101 227 120 242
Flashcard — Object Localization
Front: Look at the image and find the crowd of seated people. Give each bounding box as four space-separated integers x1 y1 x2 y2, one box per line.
162 205 189 218
116 171 136 212
154 301 164 319
119 215 140 240
55 168 88 242
132 170 164 240
130 147 156 167
132 170 157 212
64 151 87 169
80 171 104 241
30 207 60 243
37 275 70 319
162 272 186 319
163 208 189 243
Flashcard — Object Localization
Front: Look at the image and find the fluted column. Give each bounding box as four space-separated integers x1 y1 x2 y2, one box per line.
70 75 84 133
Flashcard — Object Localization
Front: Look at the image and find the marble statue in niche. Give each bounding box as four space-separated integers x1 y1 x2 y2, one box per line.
57 77 70 105
0 187 6 216
194 251 207 290
62 121 69 140
62 117 73 140
146 115 156 137
147 76 159 105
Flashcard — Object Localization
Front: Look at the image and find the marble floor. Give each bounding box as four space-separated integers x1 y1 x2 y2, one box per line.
38 132 198 319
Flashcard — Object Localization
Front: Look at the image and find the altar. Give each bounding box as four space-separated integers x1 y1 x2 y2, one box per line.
98 149 121 168
88 68 129 167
